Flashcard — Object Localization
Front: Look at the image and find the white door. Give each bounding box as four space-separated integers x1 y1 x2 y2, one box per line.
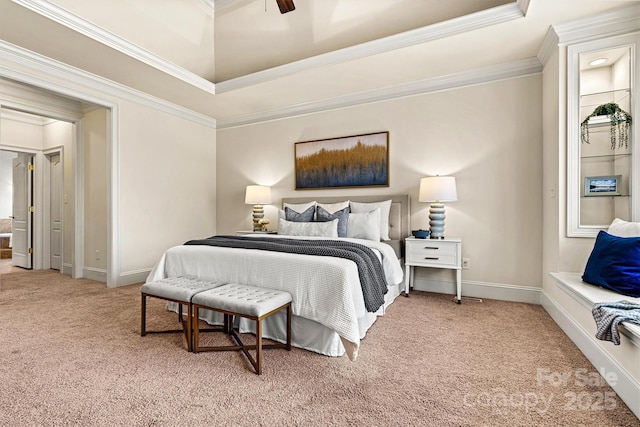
50 153 62 270
12 153 33 269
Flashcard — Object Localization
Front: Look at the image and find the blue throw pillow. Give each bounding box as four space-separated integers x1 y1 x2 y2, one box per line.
315 206 349 237
284 206 315 222
582 230 640 297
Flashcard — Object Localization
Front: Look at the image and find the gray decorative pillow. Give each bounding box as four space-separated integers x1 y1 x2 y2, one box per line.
285 206 315 222
316 206 349 237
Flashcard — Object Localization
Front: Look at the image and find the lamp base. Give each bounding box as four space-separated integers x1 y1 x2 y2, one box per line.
428 202 446 239
252 204 264 232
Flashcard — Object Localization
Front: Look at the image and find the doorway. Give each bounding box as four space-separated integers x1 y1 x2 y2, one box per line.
0 108 69 273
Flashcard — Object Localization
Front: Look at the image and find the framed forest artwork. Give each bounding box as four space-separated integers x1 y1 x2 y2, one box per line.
294 131 389 189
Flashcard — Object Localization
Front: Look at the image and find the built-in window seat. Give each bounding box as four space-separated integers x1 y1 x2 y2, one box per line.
548 272 640 419
552 272 640 346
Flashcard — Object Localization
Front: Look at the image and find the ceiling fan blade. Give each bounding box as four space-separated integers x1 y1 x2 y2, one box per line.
276 0 295 14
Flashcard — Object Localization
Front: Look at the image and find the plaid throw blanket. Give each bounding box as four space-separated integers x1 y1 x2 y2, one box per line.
592 300 640 345
184 235 388 313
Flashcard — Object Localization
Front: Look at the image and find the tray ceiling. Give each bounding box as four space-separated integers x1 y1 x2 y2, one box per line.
0 0 638 124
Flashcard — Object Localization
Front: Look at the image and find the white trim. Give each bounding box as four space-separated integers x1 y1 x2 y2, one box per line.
537 27 559 68
12 0 524 95
0 108 48 125
73 120 83 279
62 262 72 276
516 0 531 16
107 107 119 288
83 266 107 282
215 2 525 93
541 290 640 419
553 4 640 46
11 0 216 95
117 268 153 287
566 34 640 237
0 40 216 129
411 277 541 305
217 57 542 129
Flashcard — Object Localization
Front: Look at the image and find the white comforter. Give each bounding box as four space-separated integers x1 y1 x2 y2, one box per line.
146 235 404 360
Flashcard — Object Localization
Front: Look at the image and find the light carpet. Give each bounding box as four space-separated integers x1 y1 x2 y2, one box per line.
0 269 638 426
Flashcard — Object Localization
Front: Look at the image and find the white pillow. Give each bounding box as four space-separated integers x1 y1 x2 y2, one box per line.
608 218 640 237
349 200 391 240
347 209 381 241
278 218 338 238
316 200 350 214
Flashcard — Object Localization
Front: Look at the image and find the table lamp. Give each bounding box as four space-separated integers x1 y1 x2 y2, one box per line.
418 176 457 239
245 185 272 231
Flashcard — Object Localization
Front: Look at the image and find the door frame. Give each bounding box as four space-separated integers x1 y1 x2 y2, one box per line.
43 146 63 271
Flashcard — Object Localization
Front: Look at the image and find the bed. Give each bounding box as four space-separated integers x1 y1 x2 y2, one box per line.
146 195 410 360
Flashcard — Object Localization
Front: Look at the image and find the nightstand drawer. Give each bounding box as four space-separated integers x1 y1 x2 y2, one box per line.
407 241 457 256
406 251 458 267
405 240 459 267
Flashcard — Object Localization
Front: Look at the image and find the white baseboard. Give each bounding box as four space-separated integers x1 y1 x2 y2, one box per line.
541 290 640 419
113 268 151 288
83 266 106 282
62 263 72 276
411 278 541 304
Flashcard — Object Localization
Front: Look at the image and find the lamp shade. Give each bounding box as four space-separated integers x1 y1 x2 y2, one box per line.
418 176 457 202
245 185 272 205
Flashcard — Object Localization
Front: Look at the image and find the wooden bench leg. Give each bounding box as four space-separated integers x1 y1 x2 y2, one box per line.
255 319 262 375
141 293 147 336
286 303 292 351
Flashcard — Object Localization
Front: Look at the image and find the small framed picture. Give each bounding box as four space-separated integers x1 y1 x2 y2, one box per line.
584 175 622 197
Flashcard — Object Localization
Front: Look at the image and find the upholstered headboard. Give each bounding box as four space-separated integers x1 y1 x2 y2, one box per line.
281 195 411 257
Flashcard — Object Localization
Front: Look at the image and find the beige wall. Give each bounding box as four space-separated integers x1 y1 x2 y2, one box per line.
0 59 217 284
0 116 42 150
118 101 217 274
217 75 543 289
83 108 107 271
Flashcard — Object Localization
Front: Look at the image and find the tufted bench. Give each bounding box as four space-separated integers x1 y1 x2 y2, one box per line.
192 283 292 375
141 276 226 351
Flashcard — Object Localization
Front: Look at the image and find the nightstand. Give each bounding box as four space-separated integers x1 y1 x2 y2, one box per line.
236 230 278 235
404 237 462 303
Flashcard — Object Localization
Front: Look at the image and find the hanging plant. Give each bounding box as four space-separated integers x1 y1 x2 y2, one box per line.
580 102 632 149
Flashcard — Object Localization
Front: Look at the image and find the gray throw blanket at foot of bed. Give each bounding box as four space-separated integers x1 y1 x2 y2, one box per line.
184 235 388 313
592 300 640 345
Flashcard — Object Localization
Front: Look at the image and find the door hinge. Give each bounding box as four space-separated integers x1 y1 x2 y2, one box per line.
28 247 33 254
28 164 35 171
29 206 35 213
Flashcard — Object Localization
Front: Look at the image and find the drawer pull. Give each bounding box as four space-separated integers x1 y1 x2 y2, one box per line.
424 247 439 250
424 257 439 260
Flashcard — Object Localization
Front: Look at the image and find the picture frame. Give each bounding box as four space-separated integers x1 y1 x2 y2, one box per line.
584 175 622 197
294 131 389 189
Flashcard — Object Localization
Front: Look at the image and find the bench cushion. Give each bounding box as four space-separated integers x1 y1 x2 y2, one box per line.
192 284 292 318
141 276 226 301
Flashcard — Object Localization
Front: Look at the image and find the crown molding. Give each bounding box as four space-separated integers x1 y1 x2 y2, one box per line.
552 3 640 46
11 0 216 94
215 2 526 93
517 0 531 16
0 39 217 128
12 0 526 97
537 26 560 68
217 57 542 129
0 107 49 125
